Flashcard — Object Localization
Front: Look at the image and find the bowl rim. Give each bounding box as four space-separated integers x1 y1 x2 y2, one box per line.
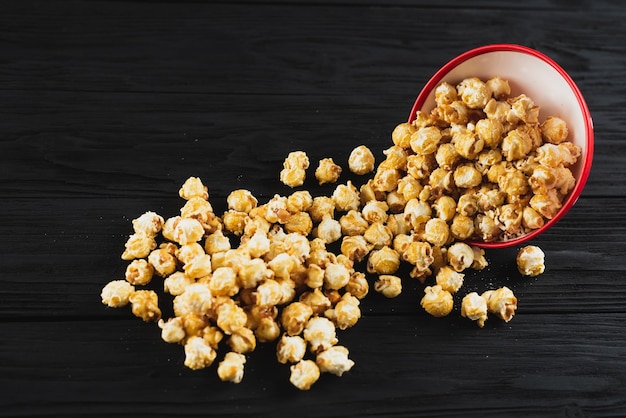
408 44 594 248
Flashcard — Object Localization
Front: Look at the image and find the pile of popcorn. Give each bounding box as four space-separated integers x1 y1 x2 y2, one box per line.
101 76 579 390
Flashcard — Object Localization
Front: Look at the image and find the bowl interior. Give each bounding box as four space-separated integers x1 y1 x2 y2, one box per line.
410 45 594 248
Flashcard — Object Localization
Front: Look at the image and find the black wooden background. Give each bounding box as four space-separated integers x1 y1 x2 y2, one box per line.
2 1 625 417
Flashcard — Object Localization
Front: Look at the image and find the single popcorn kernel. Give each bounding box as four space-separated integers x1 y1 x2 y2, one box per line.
461 292 488 328
435 266 464 294
420 285 453 317
217 352 246 384
289 359 320 391
121 233 157 260
147 248 178 278
482 286 518 322
128 290 161 322
277 334 307 364
280 151 309 188
316 345 355 377
157 317 186 344
303 316 338 354
179 177 209 201
132 211 164 237
315 157 342 185
227 189 258 213
516 245 546 277
348 145 376 175
124 259 154 286
101 280 135 308
184 336 217 370
374 275 402 298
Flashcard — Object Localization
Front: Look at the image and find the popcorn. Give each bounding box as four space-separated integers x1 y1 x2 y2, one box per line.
132 211 164 237
324 293 361 329
158 317 186 344
217 352 246 384
121 233 156 260
179 177 209 201
289 359 320 390
105 75 569 388
366 246 401 275
227 327 257 354
281 302 313 336
101 280 135 308
348 145 375 175
420 285 453 317
374 275 402 298
435 266 464 294
280 151 310 188
147 248 178 278
124 259 154 286
277 334 307 364
482 286 518 322
516 245 546 277
316 345 355 376
315 157 342 185
303 316 338 354
461 292 488 328
227 189 258 213
128 290 161 322
183 336 216 370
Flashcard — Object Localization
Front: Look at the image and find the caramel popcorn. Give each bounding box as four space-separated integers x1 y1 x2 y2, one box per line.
316 157 342 185
374 274 402 298
420 285 453 317
217 352 246 384
280 151 310 188
129 290 161 322
348 145 376 175
121 233 157 260
316 345 355 376
289 359 320 390
179 177 209 201
482 286 518 322
303 316 338 354
105 74 569 390
184 336 217 370
101 280 135 308
132 211 164 237
124 259 154 286
277 334 307 364
516 245 546 277
461 292 488 328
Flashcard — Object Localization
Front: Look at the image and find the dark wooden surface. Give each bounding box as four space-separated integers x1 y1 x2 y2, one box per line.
2 1 625 417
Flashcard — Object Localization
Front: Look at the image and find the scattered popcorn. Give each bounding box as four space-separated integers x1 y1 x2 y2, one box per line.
104 75 569 387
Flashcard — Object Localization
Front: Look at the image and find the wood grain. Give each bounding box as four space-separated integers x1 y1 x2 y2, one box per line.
1 0 625 416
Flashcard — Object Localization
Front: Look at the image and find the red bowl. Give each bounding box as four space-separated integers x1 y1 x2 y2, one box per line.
409 44 594 248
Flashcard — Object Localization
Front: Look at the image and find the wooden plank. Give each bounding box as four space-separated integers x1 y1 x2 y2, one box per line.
0 89 620 198
1 315 625 416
